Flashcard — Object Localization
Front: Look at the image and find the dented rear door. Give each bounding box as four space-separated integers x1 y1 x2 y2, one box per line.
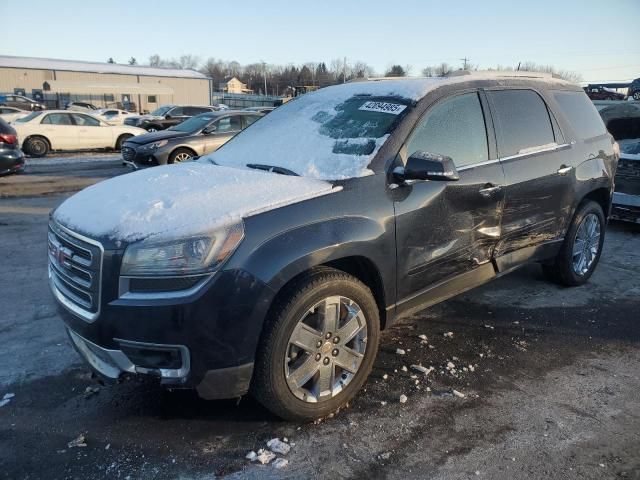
486 89 575 258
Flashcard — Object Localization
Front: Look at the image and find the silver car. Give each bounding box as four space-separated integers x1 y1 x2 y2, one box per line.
121 110 263 167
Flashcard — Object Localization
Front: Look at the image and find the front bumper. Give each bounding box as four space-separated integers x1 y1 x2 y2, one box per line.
0 149 25 175
54 262 275 398
121 143 171 168
612 192 640 223
67 328 190 381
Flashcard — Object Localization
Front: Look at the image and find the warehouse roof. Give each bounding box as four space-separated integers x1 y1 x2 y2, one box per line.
0 55 210 80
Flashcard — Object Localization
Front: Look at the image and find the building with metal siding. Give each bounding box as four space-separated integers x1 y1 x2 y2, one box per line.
0 55 213 113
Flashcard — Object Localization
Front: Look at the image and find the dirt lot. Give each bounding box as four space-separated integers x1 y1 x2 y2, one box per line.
1 156 639 479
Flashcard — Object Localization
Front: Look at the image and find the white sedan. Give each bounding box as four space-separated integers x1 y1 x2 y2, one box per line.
0 106 29 124
94 108 134 125
13 110 146 157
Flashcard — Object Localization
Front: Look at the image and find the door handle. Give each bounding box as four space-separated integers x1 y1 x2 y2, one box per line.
479 184 502 198
557 165 573 175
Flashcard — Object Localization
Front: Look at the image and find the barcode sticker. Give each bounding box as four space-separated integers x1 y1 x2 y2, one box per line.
358 101 407 115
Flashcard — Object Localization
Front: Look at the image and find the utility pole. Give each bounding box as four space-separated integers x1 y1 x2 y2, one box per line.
343 57 347 84
460 57 470 70
263 62 267 96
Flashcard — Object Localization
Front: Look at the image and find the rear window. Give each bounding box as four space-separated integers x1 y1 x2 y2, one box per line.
488 89 555 157
553 91 606 139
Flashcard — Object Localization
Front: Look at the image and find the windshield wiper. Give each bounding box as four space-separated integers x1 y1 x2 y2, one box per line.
246 164 299 176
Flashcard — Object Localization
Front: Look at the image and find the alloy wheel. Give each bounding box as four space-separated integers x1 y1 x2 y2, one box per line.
285 295 367 403
572 213 601 276
173 152 192 163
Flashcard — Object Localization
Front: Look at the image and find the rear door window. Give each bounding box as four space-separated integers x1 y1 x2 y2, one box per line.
71 114 100 127
243 115 261 128
552 91 607 139
215 116 242 133
42 113 73 125
488 89 555 157
407 92 489 167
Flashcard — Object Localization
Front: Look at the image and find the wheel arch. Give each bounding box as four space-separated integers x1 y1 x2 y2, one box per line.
263 257 388 333
171 145 197 158
581 187 612 218
24 134 52 150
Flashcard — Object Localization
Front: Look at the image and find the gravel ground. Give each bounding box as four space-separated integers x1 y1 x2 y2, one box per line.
0 155 639 479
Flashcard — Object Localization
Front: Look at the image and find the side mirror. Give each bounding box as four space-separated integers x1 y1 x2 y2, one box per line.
396 151 459 182
203 125 217 134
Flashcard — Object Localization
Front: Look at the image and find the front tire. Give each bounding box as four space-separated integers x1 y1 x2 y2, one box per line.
252 269 380 421
543 200 605 286
24 136 49 157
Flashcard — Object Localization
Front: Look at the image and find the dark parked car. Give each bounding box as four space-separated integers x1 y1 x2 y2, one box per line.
584 85 626 101
121 110 262 167
123 105 217 132
597 102 640 222
48 73 617 421
629 78 640 101
0 94 46 111
0 118 25 175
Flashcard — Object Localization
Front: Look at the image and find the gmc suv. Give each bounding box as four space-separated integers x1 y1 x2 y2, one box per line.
124 105 217 132
48 72 617 421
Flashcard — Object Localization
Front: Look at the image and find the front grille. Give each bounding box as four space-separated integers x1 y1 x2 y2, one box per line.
48 222 103 322
615 158 640 196
121 146 136 162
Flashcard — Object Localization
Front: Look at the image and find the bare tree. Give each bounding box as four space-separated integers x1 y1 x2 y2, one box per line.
148 54 162 67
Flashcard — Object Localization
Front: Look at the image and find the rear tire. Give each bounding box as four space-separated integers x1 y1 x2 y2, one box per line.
634 91 640 101
251 269 380 421
542 200 605 286
168 148 195 164
115 134 133 151
24 136 49 157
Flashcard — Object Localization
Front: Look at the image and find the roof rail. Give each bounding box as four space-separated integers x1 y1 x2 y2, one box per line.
447 70 555 79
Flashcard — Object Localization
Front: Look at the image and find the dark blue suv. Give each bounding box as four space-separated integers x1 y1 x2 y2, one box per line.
48 73 617 420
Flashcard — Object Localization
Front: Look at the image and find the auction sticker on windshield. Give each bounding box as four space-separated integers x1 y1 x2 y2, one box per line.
358 101 407 115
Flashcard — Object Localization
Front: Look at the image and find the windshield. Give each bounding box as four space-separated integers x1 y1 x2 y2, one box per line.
201 82 417 180
169 114 217 132
14 111 43 123
150 106 172 116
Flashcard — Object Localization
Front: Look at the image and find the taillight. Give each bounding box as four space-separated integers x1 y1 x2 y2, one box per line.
0 134 17 145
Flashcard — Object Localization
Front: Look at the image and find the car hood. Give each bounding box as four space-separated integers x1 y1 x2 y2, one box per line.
52 163 336 243
125 130 191 145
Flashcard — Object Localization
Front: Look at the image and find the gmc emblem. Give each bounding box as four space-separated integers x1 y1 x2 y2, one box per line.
50 244 73 269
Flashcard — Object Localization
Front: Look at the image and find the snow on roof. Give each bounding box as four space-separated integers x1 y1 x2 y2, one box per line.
53 163 335 242
0 55 209 80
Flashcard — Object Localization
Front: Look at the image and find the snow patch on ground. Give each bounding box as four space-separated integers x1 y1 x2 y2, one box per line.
53 163 335 242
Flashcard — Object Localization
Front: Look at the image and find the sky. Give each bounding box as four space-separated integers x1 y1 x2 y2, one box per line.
1 0 639 83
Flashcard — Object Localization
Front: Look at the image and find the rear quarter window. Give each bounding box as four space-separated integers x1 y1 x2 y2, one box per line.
488 89 555 157
552 91 606 139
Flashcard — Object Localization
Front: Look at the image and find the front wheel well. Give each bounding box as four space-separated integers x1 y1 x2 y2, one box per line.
266 257 388 331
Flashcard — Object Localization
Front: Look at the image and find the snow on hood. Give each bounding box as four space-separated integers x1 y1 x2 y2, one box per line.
53 163 335 243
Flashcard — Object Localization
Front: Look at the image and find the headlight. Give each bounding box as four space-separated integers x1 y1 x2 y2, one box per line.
120 222 244 277
142 140 168 150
